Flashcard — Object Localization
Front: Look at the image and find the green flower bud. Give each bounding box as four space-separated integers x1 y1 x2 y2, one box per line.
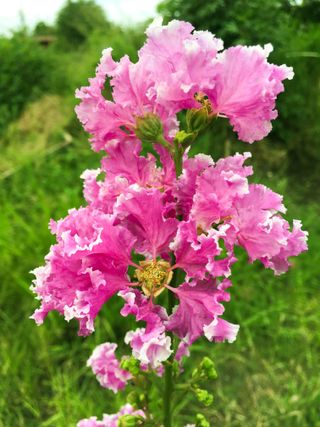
127 391 140 406
135 113 163 143
186 108 209 133
195 413 210 427
199 357 218 380
194 388 214 406
174 130 195 147
118 414 144 427
192 357 217 381
120 356 140 376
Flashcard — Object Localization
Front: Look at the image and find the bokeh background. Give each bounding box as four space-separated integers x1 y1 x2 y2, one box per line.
0 1 319 426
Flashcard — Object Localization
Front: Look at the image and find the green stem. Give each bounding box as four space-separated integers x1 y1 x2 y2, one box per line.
163 348 173 426
163 137 184 426
173 138 184 177
156 134 175 154
163 269 178 427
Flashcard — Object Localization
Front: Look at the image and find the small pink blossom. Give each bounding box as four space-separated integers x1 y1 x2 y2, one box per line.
120 290 172 368
230 184 308 273
77 404 146 427
125 327 172 369
207 44 294 143
87 342 132 393
75 48 177 151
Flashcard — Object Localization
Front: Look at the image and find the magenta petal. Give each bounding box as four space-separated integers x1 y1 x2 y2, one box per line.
166 279 238 344
171 220 222 280
191 152 253 230
31 208 135 335
119 289 172 368
231 184 308 273
115 187 178 258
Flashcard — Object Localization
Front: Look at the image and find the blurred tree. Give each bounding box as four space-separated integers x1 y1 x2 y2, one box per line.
56 0 109 48
0 31 60 137
33 22 55 36
158 0 295 47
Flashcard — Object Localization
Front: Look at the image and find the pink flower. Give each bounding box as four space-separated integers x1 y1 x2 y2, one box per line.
260 219 308 274
166 279 239 345
75 48 177 151
115 186 178 258
186 155 307 275
207 44 294 143
191 152 253 230
77 404 146 427
174 153 214 219
230 184 308 274
170 220 234 280
81 139 176 215
120 290 172 368
31 208 135 335
101 139 161 187
76 19 294 149
87 342 132 393
125 327 172 370
139 17 223 111
81 168 129 214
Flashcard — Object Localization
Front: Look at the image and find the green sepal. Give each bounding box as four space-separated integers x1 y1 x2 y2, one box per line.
195 413 210 427
192 356 218 381
120 356 140 376
127 391 145 407
194 387 214 406
135 113 163 144
186 107 210 133
118 414 145 427
174 130 196 147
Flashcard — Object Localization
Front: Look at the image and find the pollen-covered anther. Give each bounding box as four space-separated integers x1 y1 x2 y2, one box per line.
197 225 207 236
194 91 213 115
135 260 173 297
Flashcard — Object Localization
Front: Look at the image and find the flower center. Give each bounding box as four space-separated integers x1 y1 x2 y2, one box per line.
194 91 213 114
135 260 173 298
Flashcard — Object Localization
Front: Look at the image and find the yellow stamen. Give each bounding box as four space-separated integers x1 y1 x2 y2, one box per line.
194 92 213 114
135 260 173 297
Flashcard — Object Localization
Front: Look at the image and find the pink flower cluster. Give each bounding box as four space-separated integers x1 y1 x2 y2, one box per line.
76 18 293 148
30 17 307 424
31 144 307 372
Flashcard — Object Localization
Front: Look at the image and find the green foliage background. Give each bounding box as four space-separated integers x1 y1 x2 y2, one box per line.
0 1 319 426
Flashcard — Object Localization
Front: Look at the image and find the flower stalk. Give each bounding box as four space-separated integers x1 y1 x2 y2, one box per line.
163 267 179 427
31 17 308 427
